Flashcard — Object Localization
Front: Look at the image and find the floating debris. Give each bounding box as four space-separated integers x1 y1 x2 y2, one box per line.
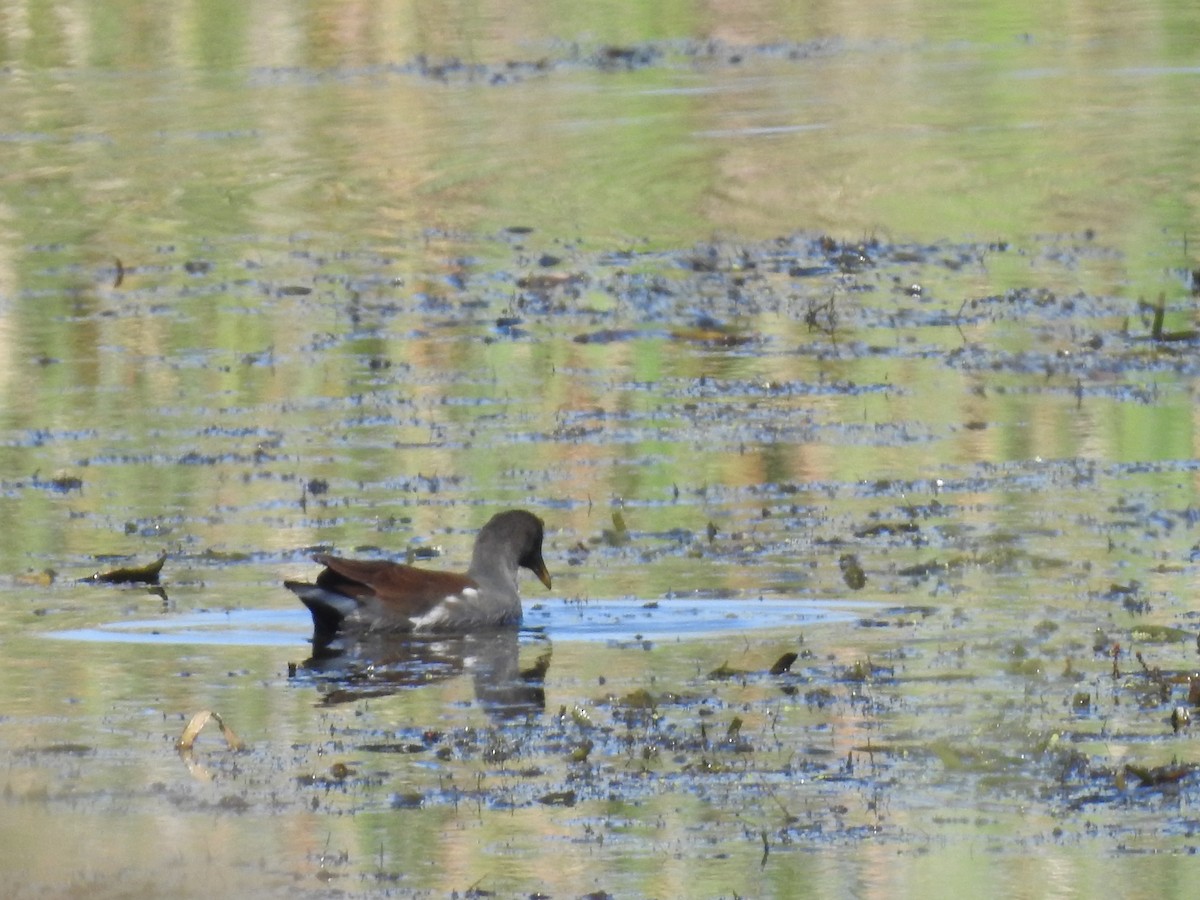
1124 762 1197 788
537 789 577 807
839 553 867 589
80 554 166 585
707 661 749 680
14 568 56 587
769 652 799 675
600 510 629 547
177 710 245 753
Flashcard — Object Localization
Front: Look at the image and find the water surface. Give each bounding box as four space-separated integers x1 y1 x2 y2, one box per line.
2 1 1200 897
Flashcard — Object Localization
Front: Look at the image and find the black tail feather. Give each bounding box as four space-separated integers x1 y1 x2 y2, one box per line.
285 581 346 648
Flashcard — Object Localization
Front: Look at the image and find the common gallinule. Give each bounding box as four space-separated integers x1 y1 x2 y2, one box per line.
286 509 551 644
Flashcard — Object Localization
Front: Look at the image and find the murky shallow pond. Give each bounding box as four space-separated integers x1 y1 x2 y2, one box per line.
3 1 1200 897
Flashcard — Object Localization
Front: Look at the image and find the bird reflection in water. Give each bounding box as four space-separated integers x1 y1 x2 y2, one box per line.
297 628 551 720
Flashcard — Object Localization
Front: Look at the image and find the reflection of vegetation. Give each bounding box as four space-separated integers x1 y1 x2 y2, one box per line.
4 6 1200 895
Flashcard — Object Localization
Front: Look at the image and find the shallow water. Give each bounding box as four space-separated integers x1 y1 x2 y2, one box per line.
3 1 1200 897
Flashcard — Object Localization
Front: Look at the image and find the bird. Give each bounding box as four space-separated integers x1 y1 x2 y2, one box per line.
285 509 551 646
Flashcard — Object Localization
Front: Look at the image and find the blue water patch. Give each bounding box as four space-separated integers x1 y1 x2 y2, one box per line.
523 597 867 642
49 609 311 647
45 598 869 647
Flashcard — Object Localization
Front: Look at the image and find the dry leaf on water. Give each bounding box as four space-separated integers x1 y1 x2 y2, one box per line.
177 710 245 752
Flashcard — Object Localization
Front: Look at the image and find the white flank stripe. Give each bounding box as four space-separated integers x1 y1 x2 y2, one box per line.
409 593 468 630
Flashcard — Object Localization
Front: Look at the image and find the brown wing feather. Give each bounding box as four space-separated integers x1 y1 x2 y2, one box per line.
314 554 478 617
